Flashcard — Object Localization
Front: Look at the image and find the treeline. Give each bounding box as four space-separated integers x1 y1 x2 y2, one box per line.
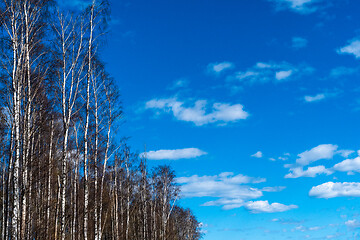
0 0 202 239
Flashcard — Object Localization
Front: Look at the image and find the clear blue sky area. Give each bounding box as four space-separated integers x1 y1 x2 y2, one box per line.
67 0 360 239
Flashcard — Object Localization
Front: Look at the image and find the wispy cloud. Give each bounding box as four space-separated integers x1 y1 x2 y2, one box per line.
168 78 189 90
207 62 235 75
309 182 360 198
292 37 308 49
268 0 324 14
337 39 360 58
141 148 207 160
229 62 313 85
145 98 249 126
251 151 263 158
330 66 359 78
177 172 286 211
304 91 339 103
285 165 333 178
304 93 326 102
244 200 298 213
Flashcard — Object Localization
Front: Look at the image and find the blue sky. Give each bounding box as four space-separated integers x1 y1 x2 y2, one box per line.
90 0 360 239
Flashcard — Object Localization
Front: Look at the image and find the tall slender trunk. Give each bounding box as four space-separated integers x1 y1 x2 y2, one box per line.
47 119 54 238
84 2 95 239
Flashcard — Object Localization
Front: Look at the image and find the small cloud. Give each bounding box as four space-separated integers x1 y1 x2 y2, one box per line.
142 148 207 160
145 97 249 126
207 61 235 75
244 200 298 213
304 93 326 102
251 151 263 158
309 182 360 198
276 70 293 80
296 144 338 166
168 78 189 90
229 61 313 85
292 37 308 49
337 39 360 58
345 219 360 228
337 149 355 158
268 0 324 14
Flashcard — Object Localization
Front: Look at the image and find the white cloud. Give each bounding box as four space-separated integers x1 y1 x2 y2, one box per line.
284 144 354 178
177 173 264 199
176 172 287 211
292 37 308 49
268 0 323 14
333 156 360 174
251 151 263 158
145 98 249 126
244 200 298 213
142 148 207 160
345 219 360 228
309 182 360 198
337 39 360 58
276 70 293 80
230 61 313 85
296 144 338 166
285 165 333 178
208 61 234 74
304 93 326 102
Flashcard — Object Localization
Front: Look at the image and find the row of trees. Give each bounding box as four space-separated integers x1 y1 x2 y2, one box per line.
0 0 202 239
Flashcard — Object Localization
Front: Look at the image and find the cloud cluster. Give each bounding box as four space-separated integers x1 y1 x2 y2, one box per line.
230 62 313 85
309 182 360 198
142 148 207 160
145 98 249 126
177 172 294 213
284 144 356 178
268 0 324 14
